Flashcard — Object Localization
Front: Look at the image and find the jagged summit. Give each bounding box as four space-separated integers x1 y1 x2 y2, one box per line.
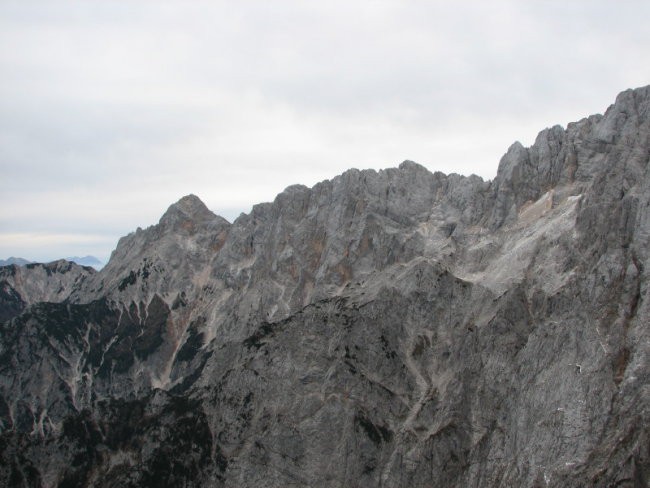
159 194 220 227
1 85 649 487
397 159 430 172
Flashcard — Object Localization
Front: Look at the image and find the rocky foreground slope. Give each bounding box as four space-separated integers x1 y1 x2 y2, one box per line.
1 86 649 487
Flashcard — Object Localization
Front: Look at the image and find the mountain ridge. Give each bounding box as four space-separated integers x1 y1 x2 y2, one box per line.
0 85 649 487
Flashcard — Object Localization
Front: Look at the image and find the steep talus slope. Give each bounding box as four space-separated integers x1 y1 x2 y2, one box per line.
1 86 649 487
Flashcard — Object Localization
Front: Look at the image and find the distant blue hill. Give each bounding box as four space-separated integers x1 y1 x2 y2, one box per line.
0 257 33 266
1 255 104 270
66 256 104 269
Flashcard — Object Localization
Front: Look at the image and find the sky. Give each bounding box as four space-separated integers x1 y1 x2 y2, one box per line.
1 1 649 263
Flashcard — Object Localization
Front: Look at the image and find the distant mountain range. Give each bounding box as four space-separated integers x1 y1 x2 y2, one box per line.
65 255 104 268
0 255 104 269
0 257 32 266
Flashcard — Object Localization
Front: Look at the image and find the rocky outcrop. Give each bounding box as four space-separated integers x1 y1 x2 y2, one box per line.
0 260 95 323
1 86 649 487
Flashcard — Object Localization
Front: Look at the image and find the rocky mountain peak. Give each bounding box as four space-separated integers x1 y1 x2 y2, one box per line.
1 86 649 487
159 194 221 228
398 159 429 172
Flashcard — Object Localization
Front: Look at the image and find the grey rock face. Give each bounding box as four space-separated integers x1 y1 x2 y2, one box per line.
0 260 95 322
1 86 650 487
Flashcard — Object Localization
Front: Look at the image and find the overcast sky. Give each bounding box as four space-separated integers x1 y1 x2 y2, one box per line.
1 1 649 263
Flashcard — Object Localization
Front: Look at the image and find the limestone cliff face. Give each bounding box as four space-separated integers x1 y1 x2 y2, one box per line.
1 86 649 487
0 261 95 323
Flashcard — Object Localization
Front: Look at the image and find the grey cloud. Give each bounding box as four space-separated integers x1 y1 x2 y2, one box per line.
0 99 211 191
